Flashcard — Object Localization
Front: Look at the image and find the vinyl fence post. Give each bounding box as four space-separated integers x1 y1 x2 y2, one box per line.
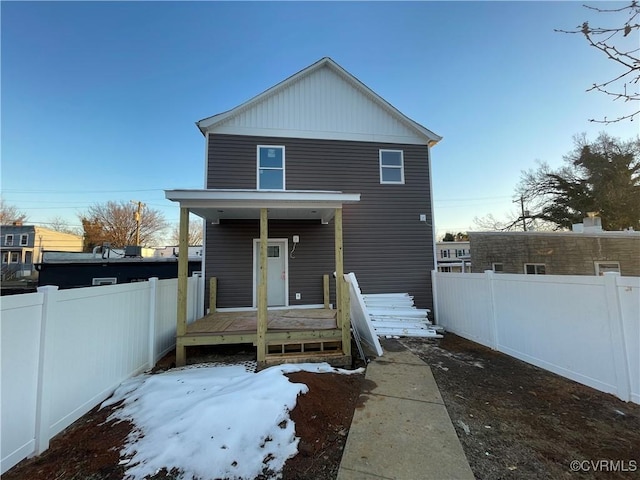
484 270 499 350
34 285 59 455
603 272 631 402
431 269 439 325
148 277 159 368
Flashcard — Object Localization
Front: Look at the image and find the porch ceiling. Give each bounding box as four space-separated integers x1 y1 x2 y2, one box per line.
165 189 360 224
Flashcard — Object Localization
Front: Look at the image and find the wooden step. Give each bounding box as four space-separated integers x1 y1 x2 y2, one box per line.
261 351 352 368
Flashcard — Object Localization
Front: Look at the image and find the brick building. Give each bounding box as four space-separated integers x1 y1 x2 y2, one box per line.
469 228 640 277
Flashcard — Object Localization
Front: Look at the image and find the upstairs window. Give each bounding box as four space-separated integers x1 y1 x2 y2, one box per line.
4 234 13 246
440 249 450 258
20 234 29 246
380 150 404 184
525 263 546 275
257 146 285 190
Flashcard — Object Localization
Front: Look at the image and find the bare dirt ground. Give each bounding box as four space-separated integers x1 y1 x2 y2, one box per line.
5 337 640 480
3 345 364 480
401 334 640 480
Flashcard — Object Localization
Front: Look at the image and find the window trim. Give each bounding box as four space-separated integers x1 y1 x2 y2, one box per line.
20 234 29 246
524 263 546 275
5 234 14 246
492 263 504 273
257 145 285 191
379 149 405 184
594 261 621 276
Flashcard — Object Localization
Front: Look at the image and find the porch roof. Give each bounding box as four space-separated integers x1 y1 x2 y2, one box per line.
165 189 361 224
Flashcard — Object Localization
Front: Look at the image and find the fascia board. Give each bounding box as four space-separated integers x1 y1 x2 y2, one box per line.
166 189 360 203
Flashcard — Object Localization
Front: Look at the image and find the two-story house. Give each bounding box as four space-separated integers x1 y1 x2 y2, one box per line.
436 240 471 272
1 222 83 279
166 57 441 366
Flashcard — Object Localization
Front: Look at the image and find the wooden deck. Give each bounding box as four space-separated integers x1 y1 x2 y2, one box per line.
187 308 338 334
177 308 349 366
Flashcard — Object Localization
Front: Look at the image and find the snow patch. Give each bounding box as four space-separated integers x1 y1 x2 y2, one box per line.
101 363 362 480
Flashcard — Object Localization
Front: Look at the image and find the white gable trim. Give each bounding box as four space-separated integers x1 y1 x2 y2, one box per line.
197 57 441 146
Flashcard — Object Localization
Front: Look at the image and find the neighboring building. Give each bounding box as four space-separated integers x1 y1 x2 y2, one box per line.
167 57 442 311
469 219 640 276
1 222 83 279
436 240 471 272
37 256 202 289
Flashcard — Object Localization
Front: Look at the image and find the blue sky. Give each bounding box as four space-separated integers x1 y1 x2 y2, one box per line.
2 1 638 241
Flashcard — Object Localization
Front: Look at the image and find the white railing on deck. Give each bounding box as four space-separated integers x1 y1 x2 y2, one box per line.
432 270 639 405
1 274 202 474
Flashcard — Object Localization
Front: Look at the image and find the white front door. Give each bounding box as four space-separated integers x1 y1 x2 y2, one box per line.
254 239 288 307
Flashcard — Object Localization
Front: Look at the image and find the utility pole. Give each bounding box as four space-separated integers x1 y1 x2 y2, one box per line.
514 195 527 231
131 200 146 246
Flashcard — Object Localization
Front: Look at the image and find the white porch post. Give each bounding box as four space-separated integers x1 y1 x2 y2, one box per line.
257 208 268 363
176 207 189 366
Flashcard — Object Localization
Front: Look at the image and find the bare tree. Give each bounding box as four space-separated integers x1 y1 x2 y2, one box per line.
0 198 27 224
517 133 640 231
79 201 168 249
46 216 82 236
169 219 204 246
557 1 640 123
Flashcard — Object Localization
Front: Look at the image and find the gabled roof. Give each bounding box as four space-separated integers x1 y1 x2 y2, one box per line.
196 57 442 146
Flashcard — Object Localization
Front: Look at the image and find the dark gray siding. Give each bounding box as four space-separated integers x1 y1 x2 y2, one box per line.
208 220 336 308
206 134 435 310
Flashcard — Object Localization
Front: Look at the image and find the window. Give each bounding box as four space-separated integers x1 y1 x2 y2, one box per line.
440 249 450 258
492 263 504 273
267 245 280 257
2 252 8 263
257 146 285 190
4 234 13 246
92 277 118 286
10 252 19 263
524 263 546 275
20 234 29 246
594 261 620 276
379 150 404 184
455 249 467 257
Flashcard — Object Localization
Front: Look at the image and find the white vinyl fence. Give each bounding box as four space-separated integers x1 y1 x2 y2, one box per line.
433 271 639 405
1 275 202 474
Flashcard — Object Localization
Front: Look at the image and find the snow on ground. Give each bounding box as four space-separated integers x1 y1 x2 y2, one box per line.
101 363 363 480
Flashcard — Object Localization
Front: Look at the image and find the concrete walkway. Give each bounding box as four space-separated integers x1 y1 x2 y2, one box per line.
337 342 475 480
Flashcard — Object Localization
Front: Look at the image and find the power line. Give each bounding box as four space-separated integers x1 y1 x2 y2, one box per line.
1 188 164 194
